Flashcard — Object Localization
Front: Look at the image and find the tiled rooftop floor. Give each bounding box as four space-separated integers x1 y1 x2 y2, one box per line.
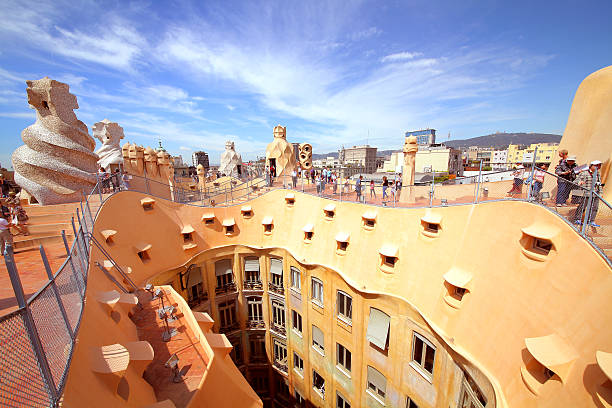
133 288 209 408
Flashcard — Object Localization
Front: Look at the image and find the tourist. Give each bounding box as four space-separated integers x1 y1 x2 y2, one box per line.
0 213 13 255
310 168 315 184
397 174 402 192
507 164 524 195
291 169 297 189
315 174 321 194
531 164 546 201
573 160 603 226
332 173 338 194
382 176 389 199
321 170 326 193
0 199 10 219
343 178 349 194
122 172 130 191
7 192 29 236
0 175 9 198
112 169 121 192
355 176 363 201
390 181 397 201
370 180 376 198
555 152 577 206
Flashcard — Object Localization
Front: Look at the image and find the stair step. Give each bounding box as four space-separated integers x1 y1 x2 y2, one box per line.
12 233 74 250
23 202 81 215
26 212 75 224
26 222 73 235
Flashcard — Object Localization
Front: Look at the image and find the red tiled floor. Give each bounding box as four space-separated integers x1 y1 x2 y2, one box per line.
133 288 209 408
0 243 69 314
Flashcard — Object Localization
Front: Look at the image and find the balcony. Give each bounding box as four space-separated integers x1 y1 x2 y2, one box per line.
249 354 268 364
219 322 240 334
244 280 263 291
247 320 266 329
216 282 237 295
268 282 284 296
270 322 286 337
273 360 288 374
187 292 209 308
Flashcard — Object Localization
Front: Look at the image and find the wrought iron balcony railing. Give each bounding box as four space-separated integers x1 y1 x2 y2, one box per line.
268 281 284 296
243 280 263 291
215 282 237 295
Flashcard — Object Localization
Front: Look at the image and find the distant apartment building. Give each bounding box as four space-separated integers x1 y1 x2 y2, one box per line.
339 145 378 174
507 143 559 165
313 156 341 169
192 151 210 171
382 145 462 176
491 150 509 170
405 129 436 145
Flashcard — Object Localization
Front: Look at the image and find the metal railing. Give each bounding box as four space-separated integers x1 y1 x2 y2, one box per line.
1 203 93 407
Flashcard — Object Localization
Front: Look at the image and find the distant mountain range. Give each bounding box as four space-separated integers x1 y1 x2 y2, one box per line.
312 132 561 159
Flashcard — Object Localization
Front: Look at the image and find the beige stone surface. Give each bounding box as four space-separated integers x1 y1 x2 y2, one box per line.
93 119 124 171
12 77 98 204
219 141 242 177
558 65 612 200
265 124 297 176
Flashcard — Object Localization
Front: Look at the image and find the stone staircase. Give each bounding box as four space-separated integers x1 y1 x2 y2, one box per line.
13 202 81 252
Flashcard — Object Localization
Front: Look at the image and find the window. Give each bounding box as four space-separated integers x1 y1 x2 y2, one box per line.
367 366 386 403
337 291 352 322
273 339 287 369
304 231 313 241
252 374 269 394
225 224 234 234
248 297 263 322
264 223 273 233
383 256 396 267
244 257 260 283
215 259 234 288
311 277 323 305
337 241 348 251
293 352 304 375
313 370 325 399
271 300 286 329
366 308 390 351
336 343 351 374
292 310 302 335
312 325 324 354
183 232 193 243
458 371 487 408
411 332 436 378
218 301 236 328
242 210 252 217
186 267 204 303
454 286 466 300
406 397 419 408
324 209 335 219
290 267 301 290
230 339 243 365
271 258 283 286
249 336 266 359
137 249 150 262
337 392 351 408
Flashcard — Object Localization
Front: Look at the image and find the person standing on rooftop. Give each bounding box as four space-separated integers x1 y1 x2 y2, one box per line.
382 176 389 199
555 150 576 206
370 179 376 198
0 213 13 255
574 160 603 226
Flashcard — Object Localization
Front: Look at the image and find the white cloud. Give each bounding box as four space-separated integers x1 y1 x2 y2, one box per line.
381 51 424 63
0 111 35 119
226 104 236 111
351 27 382 41
179 146 191 151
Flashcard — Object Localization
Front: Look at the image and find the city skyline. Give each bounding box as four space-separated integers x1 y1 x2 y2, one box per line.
1 0 611 168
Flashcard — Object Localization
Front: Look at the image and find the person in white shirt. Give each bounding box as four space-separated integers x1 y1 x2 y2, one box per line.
291 169 297 188
0 214 13 255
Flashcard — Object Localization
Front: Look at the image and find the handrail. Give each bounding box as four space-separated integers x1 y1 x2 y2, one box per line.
88 233 138 291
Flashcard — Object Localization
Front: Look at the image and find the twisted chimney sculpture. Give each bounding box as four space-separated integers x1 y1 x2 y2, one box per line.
93 119 124 172
12 77 98 205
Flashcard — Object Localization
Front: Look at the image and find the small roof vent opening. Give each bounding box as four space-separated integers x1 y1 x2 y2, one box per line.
101 229 117 245
223 218 236 235
520 224 560 262
140 197 156 211
202 213 215 225
181 225 195 243
443 267 472 308
379 245 398 273
241 206 253 218
520 334 578 395
335 232 350 255
421 212 442 237
324 204 336 220
285 193 295 206
303 224 314 243
135 243 152 263
262 216 274 234
362 211 377 230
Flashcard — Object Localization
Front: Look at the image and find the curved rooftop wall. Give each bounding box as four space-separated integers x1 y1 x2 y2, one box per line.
87 189 611 407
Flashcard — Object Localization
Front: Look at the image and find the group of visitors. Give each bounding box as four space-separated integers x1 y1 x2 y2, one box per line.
98 167 128 193
0 190 30 255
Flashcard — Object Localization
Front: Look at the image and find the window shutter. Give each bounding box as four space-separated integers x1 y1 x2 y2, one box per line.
271 258 283 275
312 325 324 346
367 366 386 393
215 259 232 276
187 267 203 287
244 257 260 272
366 308 390 349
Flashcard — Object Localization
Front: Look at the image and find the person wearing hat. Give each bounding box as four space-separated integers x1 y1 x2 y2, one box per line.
555 152 577 206
573 160 603 226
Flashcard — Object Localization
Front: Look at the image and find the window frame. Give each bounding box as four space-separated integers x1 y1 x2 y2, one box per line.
366 365 387 405
247 296 264 322
311 277 324 306
271 299 286 329
290 267 301 291
291 309 303 335
312 325 324 355
410 332 436 381
336 290 353 324
336 343 352 376
337 392 351 408
293 352 304 376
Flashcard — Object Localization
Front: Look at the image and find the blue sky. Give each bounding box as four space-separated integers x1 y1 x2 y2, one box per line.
1 0 611 167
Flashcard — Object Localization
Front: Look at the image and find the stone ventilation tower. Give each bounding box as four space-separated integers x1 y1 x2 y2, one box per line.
12 77 98 205
265 124 297 177
93 119 124 172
